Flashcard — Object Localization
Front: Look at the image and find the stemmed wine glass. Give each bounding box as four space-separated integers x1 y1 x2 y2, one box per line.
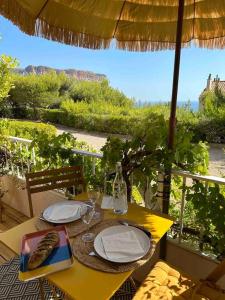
87 186 101 220
81 205 95 242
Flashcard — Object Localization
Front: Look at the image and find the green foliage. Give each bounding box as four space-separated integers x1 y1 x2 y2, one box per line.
199 91 216 114
174 126 209 174
214 85 225 108
200 87 225 114
6 73 133 119
32 101 199 136
61 99 132 115
69 79 133 107
186 182 225 258
30 132 83 170
8 72 61 117
3 67 225 144
39 108 139 134
193 117 225 143
101 114 208 201
57 72 74 98
0 119 56 140
7 131 103 188
0 54 18 101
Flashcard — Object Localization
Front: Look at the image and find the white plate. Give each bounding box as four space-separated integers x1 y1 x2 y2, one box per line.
94 225 151 263
42 201 87 224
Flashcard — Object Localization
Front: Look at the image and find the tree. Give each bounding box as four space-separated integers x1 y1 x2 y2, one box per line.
58 72 74 97
102 114 208 202
8 71 61 116
200 85 225 113
0 54 18 101
69 79 133 107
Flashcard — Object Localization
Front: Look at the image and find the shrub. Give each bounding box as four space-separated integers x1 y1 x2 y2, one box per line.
0 55 18 101
69 79 133 107
36 108 64 124
192 118 225 143
8 72 62 114
37 108 141 134
0 119 57 139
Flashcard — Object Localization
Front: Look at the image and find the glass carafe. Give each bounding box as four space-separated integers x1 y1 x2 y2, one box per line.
112 162 128 215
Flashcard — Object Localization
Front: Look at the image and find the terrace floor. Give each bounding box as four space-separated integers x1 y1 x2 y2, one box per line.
0 203 28 232
0 204 28 264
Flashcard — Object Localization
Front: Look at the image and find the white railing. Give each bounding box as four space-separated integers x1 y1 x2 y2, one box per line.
7 136 36 175
8 136 103 176
170 170 225 246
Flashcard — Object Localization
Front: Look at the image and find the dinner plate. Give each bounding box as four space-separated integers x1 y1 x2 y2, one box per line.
42 201 87 224
94 225 151 263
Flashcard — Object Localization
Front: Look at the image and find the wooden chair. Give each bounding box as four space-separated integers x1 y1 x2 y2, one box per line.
132 260 225 300
25 166 86 218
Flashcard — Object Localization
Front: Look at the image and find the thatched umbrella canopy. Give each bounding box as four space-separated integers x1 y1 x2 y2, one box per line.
1 0 225 51
1 0 225 256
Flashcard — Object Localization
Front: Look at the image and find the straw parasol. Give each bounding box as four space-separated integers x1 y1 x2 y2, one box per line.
1 0 225 256
1 0 225 51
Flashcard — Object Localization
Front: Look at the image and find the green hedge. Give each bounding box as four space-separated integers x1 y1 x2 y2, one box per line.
191 118 225 143
26 108 225 141
0 119 57 140
7 108 225 143
39 108 141 134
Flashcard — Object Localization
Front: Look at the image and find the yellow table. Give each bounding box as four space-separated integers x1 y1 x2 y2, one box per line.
0 193 173 300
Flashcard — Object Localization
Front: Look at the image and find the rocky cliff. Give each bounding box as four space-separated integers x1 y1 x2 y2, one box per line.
14 65 107 82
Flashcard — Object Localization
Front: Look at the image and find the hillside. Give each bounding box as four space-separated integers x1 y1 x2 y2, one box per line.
14 65 107 82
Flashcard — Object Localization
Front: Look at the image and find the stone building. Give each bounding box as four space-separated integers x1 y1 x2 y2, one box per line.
199 74 225 110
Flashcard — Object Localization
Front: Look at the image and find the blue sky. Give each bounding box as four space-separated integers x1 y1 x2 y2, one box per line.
1 15 225 103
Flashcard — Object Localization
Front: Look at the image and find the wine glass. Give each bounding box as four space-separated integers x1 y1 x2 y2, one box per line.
87 186 101 220
81 205 95 242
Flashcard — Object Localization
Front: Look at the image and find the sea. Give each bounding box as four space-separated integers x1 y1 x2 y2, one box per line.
177 101 199 112
136 101 199 112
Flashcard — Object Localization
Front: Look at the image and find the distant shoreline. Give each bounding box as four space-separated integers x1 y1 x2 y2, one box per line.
136 101 199 112
177 101 199 111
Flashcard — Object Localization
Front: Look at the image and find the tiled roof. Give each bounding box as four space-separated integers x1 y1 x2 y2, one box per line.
210 80 225 93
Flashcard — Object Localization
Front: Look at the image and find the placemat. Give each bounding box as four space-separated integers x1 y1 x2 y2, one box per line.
72 219 155 273
35 204 104 238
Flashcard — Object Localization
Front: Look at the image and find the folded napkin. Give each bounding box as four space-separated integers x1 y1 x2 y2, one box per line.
47 204 80 221
101 230 144 260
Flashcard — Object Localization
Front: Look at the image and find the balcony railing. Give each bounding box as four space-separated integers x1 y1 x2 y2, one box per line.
5 136 225 259
7 136 103 177
171 170 225 246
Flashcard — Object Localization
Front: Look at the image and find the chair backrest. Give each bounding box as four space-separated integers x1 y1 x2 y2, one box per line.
25 166 86 217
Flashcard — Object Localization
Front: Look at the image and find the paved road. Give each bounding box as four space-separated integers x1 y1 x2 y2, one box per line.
208 144 225 176
56 124 125 152
57 126 106 151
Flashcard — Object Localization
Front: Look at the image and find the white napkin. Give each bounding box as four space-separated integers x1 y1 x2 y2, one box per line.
47 204 80 221
101 230 144 260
